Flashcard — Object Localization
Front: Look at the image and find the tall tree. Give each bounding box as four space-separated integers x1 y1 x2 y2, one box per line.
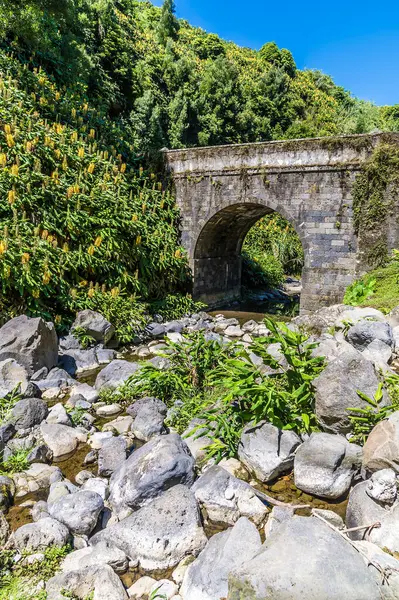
157 0 179 46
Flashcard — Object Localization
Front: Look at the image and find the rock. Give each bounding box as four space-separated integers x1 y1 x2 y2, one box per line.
0 510 10 545
165 320 185 334
367 504 399 553
82 477 109 501
31 501 49 522
88 431 114 450
182 419 212 464
12 464 63 498
27 444 52 465
172 556 194 585
367 469 397 505
72 310 115 345
181 517 261 600
363 412 399 472
61 540 128 574
228 516 380 600
102 415 133 434
346 480 388 541
347 320 393 351
354 540 399 600
0 423 15 451
192 466 268 525
47 480 78 505
313 347 389 434
46 564 128 600
75 470 94 485
96 348 117 364
0 359 29 399
363 339 393 367
37 367 74 391
264 506 294 538
59 347 99 375
10 397 48 431
128 576 157 599
224 326 244 338
40 423 87 460
238 422 301 483
91 485 207 570
167 331 184 343
109 433 195 515
98 436 127 477
46 403 72 426
0 475 15 510
131 400 166 441
311 508 344 529
94 360 140 391
96 403 122 417
146 322 166 338
70 383 99 403
242 320 258 333
0 316 58 376
336 307 386 328
126 397 167 418
293 433 361 499
150 580 178 600
49 490 104 536
13 517 70 551
66 393 92 409
214 318 239 333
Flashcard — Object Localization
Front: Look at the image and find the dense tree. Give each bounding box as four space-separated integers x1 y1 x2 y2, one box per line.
157 0 179 46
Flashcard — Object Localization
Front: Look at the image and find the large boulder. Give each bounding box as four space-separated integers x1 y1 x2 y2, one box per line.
181 517 261 600
61 540 128 574
238 422 301 483
109 433 195 515
10 397 48 430
347 320 393 351
354 540 399 600
13 517 70 551
12 464 63 498
128 397 167 441
48 490 104 535
0 316 58 376
313 347 389 434
91 485 207 570
227 517 380 600
94 359 140 391
363 412 399 472
46 564 128 600
0 359 30 398
40 423 87 460
346 480 390 541
294 433 361 499
72 310 115 345
98 436 127 477
192 466 268 526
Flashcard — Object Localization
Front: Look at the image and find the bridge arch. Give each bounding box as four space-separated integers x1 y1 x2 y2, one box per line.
165 134 399 313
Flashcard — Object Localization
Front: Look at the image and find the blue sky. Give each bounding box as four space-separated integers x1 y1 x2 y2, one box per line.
152 0 399 106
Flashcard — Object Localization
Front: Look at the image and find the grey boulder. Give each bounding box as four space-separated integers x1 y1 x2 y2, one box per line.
48 490 104 535
61 540 128 574
40 423 87 460
109 433 195 515
181 517 261 600
130 397 167 441
238 422 301 483
98 436 127 477
294 433 361 499
347 319 393 351
91 485 207 570
94 359 140 391
13 517 70 551
0 359 29 398
0 315 58 376
227 516 380 600
72 310 115 345
363 411 399 472
192 465 268 526
313 347 389 434
346 480 389 542
46 564 128 600
10 397 48 430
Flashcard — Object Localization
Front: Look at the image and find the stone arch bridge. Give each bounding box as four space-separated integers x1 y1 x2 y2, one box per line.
165 133 399 313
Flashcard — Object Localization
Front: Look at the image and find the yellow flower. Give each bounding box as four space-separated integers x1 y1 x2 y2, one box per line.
32 289 40 299
79 280 88 288
87 245 95 256
120 163 126 173
88 287 95 298
78 147 84 159
67 186 74 198
71 131 78 143
110 287 120 298
94 236 102 247
62 157 68 171
4 124 11 134
42 271 51 284
62 242 69 253
55 315 62 324
8 190 16 204
38 76 46 86
87 162 95 174
73 184 80 194
21 253 30 264
88 129 96 139
55 91 60 101
10 164 18 177
54 149 61 159
135 235 142 246
132 214 138 222
6 134 14 148
3 266 10 279
26 141 33 152
0 240 7 255
41 230 49 240
0 153 6 167
71 108 77 119
175 249 182 258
